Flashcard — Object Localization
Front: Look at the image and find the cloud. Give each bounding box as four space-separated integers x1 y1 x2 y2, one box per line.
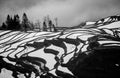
0 0 120 27
26 0 120 26
0 0 47 24
0 0 46 9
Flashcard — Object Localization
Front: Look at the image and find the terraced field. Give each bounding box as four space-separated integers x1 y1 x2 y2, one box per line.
0 17 120 78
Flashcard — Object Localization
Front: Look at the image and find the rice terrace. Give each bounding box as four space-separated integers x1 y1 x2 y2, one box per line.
1 0 120 78
0 14 120 78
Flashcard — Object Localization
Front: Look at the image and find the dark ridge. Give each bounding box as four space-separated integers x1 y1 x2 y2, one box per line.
44 48 59 55
67 46 120 78
58 38 81 46
55 70 76 78
0 56 32 78
26 42 45 49
44 39 67 53
18 56 46 64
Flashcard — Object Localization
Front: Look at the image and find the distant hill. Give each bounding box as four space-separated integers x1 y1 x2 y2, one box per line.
51 15 120 31
82 14 120 29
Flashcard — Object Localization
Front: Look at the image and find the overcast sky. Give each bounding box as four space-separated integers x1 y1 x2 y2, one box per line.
0 0 120 27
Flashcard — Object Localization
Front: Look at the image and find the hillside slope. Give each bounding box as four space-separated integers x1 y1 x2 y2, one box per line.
0 15 120 78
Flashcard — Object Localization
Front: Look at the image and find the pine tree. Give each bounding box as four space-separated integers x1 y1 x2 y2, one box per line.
6 15 11 25
43 21 47 31
6 15 13 30
14 14 21 30
52 24 57 32
5 14 11 30
1 22 7 30
11 14 21 30
49 20 52 32
22 13 29 32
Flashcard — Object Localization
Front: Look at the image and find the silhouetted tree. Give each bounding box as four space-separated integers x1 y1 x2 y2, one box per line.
21 13 34 32
5 14 12 30
49 20 52 31
0 13 59 32
1 22 7 30
5 14 21 30
6 15 11 25
22 13 29 32
52 24 57 32
43 21 47 31
12 14 21 30
15 15 21 29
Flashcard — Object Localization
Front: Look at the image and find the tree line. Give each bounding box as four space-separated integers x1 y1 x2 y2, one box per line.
0 13 57 32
